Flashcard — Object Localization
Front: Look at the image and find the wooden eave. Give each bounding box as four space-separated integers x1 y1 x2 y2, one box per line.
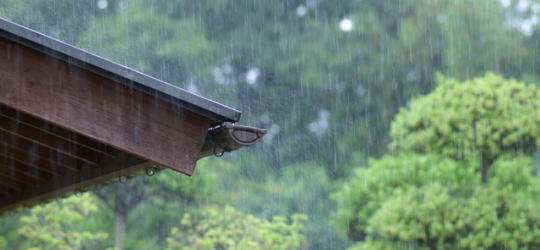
0 18 264 213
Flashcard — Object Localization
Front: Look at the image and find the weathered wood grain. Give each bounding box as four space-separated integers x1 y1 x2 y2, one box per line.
0 37 210 175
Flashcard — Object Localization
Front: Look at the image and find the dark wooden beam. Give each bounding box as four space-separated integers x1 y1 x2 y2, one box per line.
0 142 72 175
0 153 150 213
0 159 51 182
0 179 23 193
0 168 37 186
0 188 10 197
0 108 108 164
0 37 210 175
0 130 88 169
0 104 118 158
0 179 25 193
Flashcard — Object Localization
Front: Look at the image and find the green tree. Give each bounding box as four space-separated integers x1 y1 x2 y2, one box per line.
359 183 540 250
441 0 528 80
93 159 221 250
334 154 477 241
391 73 540 183
0 236 6 249
18 193 110 250
335 154 540 249
0 0 108 44
78 0 214 84
230 163 349 249
335 74 540 249
166 206 307 250
0 213 25 249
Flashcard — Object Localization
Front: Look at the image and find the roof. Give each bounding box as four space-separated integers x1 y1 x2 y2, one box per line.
0 18 265 213
0 17 241 123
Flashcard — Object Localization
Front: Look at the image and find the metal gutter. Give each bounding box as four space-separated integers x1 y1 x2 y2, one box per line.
0 17 241 123
199 123 267 158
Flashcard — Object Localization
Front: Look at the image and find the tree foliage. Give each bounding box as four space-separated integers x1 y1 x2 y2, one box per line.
336 73 540 249
92 159 221 250
166 206 307 250
18 193 109 250
230 163 348 249
359 184 540 250
391 73 540 182
335 154 540 249
78 0 214 83
334 154 477 241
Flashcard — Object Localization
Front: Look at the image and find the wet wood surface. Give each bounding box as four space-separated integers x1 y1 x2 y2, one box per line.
0 36 210 175
0 36 212 211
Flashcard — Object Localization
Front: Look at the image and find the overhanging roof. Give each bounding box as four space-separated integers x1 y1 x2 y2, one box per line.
0 18 264 213
0 18 241 124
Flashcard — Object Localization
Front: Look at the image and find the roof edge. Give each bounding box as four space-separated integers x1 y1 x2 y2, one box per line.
0 17 241 123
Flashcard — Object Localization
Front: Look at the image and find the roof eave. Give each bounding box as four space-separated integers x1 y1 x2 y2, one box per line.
0 17 241 124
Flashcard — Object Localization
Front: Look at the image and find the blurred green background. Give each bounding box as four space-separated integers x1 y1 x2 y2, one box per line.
3 0 540 249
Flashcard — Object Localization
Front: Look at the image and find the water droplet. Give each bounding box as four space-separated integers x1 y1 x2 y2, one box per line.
146 167 156 176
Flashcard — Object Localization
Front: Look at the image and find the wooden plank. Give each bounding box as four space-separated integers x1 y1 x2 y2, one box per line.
0 37 210 175
0 113 104 164
0 168 36 186
0 104 118 157
0 140 77 172
0 188 10 197
0 178 22 192
0 142 72 175
0 159 51 183
0 129 87 169
0 153 149 212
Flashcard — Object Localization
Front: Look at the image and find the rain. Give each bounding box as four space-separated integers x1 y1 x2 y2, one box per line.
1 0 540 249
